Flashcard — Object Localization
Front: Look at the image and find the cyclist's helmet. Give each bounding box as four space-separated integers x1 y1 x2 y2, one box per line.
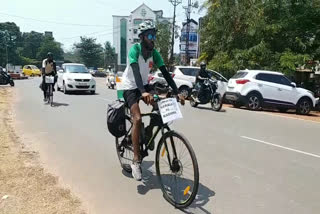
47 52 53 58
138 20 156 37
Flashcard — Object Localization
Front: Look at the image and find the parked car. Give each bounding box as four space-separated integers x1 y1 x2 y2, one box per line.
22 65 41 77
57 63 96 94
224 70 319 115
172 66 228 98
148 70 193 96
92 70 107 77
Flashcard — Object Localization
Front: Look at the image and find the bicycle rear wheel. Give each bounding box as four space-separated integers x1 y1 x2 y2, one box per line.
115 117 133 173
155 130 199 208
46 84 50 104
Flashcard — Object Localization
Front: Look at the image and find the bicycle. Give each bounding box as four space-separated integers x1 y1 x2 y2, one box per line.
45 75 55 106
115 92 199 208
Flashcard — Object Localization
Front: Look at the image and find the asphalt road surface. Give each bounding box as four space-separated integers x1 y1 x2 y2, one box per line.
12 77 320 214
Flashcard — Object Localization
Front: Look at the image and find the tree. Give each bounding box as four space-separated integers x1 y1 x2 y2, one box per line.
103 41 116 68
0 22 22 67
20 31 44 59
37 36 64 61
64 49 81 63
199 0 320 78
74 37 103 67
155 22 172 67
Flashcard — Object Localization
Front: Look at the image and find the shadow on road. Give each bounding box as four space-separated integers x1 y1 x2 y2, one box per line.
51 102 69 107
61 91 100 96
195 106 227 113
227 104 320 117
136 161 215 214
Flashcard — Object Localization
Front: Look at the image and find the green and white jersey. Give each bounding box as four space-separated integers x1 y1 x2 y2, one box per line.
121 43 164 90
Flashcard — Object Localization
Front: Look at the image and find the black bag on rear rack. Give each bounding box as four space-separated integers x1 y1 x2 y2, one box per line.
107 101 126 137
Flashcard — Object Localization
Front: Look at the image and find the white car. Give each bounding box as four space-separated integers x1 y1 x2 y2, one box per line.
225 69 319 115
57 63 96 94
148 71 193 94
172 66 228 98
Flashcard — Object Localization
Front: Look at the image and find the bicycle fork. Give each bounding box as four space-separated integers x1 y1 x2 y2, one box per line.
161 128 180 173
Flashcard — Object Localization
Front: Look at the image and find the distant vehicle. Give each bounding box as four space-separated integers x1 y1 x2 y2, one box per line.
57 63 96 94
225 70 319 115
172 66 228 98
92 70 107 77
22 65 41 77
0 67 14 86
106 73 116 89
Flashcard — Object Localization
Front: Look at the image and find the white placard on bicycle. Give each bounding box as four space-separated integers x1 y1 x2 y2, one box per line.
159 98 183 124
45 76 55 84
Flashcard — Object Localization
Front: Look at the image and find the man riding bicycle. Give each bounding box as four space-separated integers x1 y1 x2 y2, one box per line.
41 52 57 101
121 20 185 181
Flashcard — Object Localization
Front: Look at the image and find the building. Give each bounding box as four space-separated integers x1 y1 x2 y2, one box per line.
44 31 53 37
113 4 172 70
179 19 199 65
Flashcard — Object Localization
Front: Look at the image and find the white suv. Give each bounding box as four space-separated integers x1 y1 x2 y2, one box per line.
225 70 319 115
172 66 228 98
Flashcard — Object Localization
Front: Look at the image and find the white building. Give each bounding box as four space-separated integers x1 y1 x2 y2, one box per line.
113 4 172 70
179 19 199 65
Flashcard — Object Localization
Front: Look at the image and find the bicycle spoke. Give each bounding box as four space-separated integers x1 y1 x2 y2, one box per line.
156 131 199 208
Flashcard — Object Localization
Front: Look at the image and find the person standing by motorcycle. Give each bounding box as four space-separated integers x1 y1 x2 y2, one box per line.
41 52 57 101
195 62 210 97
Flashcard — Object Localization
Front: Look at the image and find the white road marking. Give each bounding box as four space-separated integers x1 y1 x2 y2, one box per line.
241 136 320 159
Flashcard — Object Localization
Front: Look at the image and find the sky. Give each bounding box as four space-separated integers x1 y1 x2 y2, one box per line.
0 0 206 53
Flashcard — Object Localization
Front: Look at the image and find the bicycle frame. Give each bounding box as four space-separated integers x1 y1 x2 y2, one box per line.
46 83 54 105
123 108 179 170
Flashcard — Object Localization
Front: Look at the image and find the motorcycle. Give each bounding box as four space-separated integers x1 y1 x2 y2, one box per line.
190 78 222 111
107 75 116 89
0 71 15 87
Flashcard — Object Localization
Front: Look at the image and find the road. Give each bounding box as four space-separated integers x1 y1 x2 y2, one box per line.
13 77 320 214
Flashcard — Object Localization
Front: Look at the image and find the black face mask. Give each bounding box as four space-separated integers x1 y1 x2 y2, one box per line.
141 38 154 51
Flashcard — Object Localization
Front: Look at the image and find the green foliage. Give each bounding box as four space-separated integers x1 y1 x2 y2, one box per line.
279 51 310 76
64 50 81 63
74 37 103 67
200 0 320 77
155 22 172 67
20 31 44 59
104 41 117 68
0 22 22 66
37 36 64 61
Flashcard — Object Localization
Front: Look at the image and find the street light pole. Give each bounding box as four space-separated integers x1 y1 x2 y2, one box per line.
169 0 182 68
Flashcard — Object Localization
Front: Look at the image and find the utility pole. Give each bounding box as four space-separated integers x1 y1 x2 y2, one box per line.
183 0 192 65
6 45 8 70
169 0 182 68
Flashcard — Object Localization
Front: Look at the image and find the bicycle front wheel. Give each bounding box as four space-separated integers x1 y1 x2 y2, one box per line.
155 130 199 208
